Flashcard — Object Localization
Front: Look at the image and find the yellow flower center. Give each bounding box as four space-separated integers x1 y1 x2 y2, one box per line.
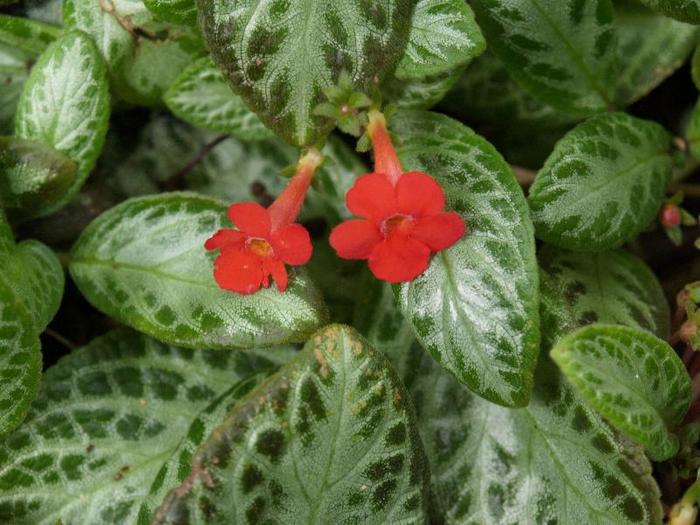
248 238 273 257
381 214 413 236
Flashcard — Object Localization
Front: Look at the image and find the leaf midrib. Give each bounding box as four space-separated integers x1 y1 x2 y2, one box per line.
70 256 215 289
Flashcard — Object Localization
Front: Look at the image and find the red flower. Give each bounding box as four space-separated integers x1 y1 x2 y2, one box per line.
329 111 465 283
205 150 320 294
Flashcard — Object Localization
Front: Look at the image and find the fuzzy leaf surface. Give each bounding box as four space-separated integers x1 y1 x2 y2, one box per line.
144 0 196 25
393 110 540 407
528 112 672 251
395 0 485 79
197 0 417 145
614 2 698 106
639 0 700 24
469 0 617 115
0 329 293 524
164 57 274 141
552 324 692 461
0 214 41 437
14 30 109 214
396 346 663 524
153 325 429 525
538 245 670 349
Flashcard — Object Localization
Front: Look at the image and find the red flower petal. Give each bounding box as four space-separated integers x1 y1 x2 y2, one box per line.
266 258 288 292
368 234 431 283
329 219 382 260
212 249 264 294
396 172 445 217
204 229 247 251
411 212 466 251
227 202 271 238
346 173 397 223
271 223 313 265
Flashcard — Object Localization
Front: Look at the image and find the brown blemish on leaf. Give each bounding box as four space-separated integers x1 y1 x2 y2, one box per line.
86 444 95 453
113 465 131 481
315 347 329 378
175 463 216 498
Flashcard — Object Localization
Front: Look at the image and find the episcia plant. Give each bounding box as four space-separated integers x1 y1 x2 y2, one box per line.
6 0 700 524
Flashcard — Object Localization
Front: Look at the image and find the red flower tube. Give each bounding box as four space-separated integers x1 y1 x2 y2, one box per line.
205 149 321 294
330 111 465 283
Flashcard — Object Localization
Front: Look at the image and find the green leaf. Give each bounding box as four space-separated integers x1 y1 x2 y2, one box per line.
0 54 28 135
397 345 663 524
639 0 700 24
384 67 464 110
539 245 670 349
692 46 700 90
0 209 64 333
164 56 274 141
11 240 65 332
0 14 61 55
0 280 41 438
438 51 579 167
63 0 137 74
64 0 204 106
614 2 698 106
687 97 700 159
144 0 196 26
528 112 672 251
469 0 617 115
392 110 540 407
198 0 417 146
440 50 581 130
355 282 416 364
153 324 430 524
0 15 60 134
0 328 294 523
69 193 328 349
15 30 110 215
111 31 205 107
0 212 42 437
0 136 77 220
394 0 485 80
551 324 692 461
25 0 64 26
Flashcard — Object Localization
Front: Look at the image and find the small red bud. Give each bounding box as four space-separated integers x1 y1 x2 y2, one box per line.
661 204 682 227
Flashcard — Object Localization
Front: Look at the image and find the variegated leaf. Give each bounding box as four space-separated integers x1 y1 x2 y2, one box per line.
639 0 700 24
14 30 109 215
397 345 663 524
528 112 672 251
0 329 294 523
165 56 274 141
153 325 430 524
69 193 328 349
393 110 540 407
197 0 417 146
552 324 691 461
539 245 670 349
395 0 485 79
469 0 618 115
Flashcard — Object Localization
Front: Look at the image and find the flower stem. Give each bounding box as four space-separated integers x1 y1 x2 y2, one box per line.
268 148 322 230
368 110 402 186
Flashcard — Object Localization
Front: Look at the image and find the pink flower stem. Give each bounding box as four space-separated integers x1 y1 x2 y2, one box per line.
368 110 402 187
268 148 322 231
